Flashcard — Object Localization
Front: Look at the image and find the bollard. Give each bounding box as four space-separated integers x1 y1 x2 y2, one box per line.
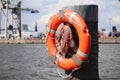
63 5 99 80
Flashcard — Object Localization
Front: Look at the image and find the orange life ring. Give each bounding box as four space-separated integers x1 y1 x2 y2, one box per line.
46 10 91 70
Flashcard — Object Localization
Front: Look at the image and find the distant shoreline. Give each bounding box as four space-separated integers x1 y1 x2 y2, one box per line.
0 37 120 44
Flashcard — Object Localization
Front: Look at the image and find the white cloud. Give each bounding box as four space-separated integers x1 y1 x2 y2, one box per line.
36 0 98 33
22 0 43 9
112 16 120 24
45 0 98 13
21 0 120 32
37 13 53 32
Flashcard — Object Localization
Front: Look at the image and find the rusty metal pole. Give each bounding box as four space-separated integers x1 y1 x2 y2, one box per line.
63 5 99 80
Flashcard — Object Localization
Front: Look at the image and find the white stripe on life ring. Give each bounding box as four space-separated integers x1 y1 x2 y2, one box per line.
72 55 83 66
77 50 88 58
47 27 56 34
69 12 76 23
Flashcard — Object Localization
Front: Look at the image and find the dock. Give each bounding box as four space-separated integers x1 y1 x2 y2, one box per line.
99 37 120 44
0 37 120 44
0 39 45 44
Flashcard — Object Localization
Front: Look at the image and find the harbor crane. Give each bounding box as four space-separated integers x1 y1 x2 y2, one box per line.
0 0 39 39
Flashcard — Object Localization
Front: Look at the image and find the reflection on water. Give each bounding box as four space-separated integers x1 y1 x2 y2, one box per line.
0 44 120 80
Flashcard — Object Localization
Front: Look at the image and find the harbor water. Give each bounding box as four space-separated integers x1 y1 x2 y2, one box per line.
99 44 120 80
0 44 120 80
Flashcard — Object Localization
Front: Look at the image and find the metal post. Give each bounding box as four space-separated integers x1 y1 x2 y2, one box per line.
11 12 14 38
17 1 21 39
0 8 2 34
5 0 9 39
0 0 2 34
63 5 99 80
11 13 13 26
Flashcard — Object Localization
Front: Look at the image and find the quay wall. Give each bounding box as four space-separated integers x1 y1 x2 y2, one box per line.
99 37 120 44
0 37 120 44
0 39 45 44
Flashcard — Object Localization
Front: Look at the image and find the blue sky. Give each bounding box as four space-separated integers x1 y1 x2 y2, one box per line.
21 0 120 33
